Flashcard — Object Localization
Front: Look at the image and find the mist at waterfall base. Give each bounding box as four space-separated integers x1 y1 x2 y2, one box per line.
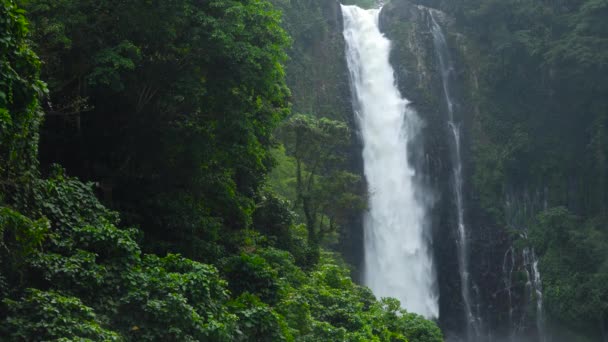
342 4 438 319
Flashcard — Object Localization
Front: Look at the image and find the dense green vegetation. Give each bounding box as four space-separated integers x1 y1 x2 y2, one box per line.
277 114 365 249
25 0 291 261
7 0 606 338
529 207 608 339
0 0 442 340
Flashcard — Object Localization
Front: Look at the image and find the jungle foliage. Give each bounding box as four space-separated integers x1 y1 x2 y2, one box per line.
277 114 365 248
0 0 442 340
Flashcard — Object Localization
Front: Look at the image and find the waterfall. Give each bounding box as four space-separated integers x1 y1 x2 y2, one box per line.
531 253 546 342
341 4 438 318
428 9 481 336
522 243 547 342
506 189 548 341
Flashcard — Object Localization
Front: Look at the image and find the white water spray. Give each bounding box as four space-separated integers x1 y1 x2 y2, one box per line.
342 5 438 318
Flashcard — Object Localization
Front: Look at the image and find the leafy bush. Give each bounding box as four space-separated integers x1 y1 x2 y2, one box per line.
115 254 236 341
0 207 48 297
2 289 120 341
277 252 444 341
223 252 281 305
229 293 291 342
0 0 46 185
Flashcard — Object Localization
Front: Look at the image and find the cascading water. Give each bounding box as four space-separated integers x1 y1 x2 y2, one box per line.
531 252 546 342
522 242 547 342
502 246 515 341
428 9 481 336
504 189 548 341
341 4 438 318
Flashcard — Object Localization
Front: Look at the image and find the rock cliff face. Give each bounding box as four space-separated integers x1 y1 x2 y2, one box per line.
377 0 608 340
379 2 467 335
274 0 353 123
379 1 530 340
